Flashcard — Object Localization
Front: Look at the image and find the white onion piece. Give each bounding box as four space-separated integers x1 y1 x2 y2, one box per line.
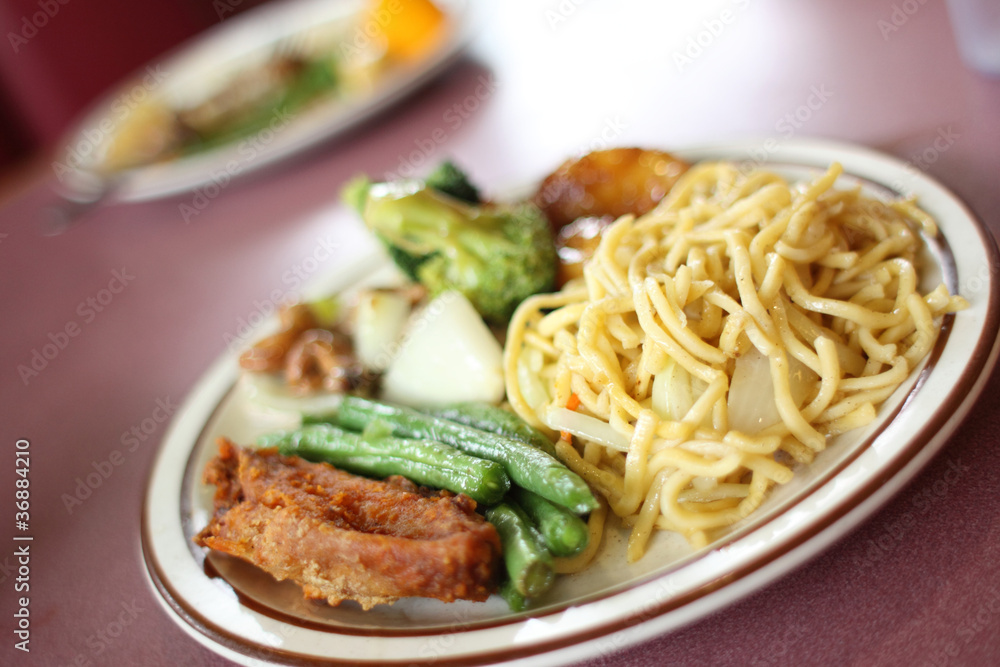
727 346 817 434
381 291 504 407
353 289 412 372
651 356 710 426
728 346 779 433
651 357 694 422
543 406 630 451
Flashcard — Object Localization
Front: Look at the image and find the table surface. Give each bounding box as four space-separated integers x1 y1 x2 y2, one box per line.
3 1 1000 665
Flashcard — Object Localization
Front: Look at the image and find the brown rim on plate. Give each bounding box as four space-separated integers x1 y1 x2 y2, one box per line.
141 147 1000 666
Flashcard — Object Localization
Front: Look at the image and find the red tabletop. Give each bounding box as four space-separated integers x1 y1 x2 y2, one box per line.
2 1 1000 665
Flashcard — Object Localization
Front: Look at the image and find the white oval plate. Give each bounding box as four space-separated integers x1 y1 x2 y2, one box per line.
141 139 1000 666
55 0 471 202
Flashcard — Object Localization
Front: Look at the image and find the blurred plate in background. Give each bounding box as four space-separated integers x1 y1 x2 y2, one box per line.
52 0 471 203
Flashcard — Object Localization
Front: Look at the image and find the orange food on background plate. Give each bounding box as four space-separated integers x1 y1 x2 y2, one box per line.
372 0 447 61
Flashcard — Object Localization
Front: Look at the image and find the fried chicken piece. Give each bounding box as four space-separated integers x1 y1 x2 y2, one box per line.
195 439 501 610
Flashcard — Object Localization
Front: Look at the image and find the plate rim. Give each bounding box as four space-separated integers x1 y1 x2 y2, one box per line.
140 137 1000 666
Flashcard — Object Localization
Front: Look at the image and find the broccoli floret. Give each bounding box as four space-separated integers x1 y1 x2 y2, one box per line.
424 160 481 204
359 182 557 323
343 175 429 281
382 242 428 282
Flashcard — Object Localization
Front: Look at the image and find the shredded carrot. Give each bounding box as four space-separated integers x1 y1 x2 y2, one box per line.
560 394 580 443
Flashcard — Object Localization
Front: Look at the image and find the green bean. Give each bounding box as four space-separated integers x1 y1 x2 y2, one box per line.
422 401 558 456
259 424 510 505
510 487 589 557
498 578 531 612
485 501 554 599
301 412 337 425
337 396 598 513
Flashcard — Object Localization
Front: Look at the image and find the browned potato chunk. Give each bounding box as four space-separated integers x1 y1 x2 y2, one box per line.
533 148 689 229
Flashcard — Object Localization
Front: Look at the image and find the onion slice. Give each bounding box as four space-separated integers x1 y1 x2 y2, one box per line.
727 346 816 434
543 406 630 451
